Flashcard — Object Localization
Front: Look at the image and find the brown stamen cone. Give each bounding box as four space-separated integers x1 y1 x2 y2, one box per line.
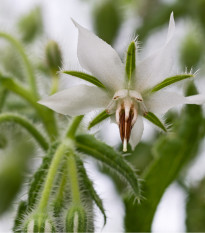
119 108 134 145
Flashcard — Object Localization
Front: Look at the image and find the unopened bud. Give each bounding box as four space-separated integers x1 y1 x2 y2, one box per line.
46 41 62 74
18 7 43 43
24 213 56 233
65 205 87 232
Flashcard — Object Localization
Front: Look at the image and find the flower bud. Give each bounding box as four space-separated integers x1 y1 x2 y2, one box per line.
18 7 43 43
24 213 56 233
46 41 62 74
65 205 87 232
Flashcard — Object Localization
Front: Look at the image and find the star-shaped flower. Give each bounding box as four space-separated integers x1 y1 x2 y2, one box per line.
39 13 205 151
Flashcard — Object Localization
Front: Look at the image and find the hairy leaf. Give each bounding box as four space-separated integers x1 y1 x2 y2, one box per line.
75 134 141 200
77 157 107 225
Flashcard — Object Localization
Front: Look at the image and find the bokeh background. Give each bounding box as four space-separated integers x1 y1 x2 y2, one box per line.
1 0 205 232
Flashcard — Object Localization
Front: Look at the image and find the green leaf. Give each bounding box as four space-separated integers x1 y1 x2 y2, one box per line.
125 41 136 83
13 201 28 232
144 112 167 132
124 83 204 232
75 134 141 200
76 157 107 225
63 71 106 89
151 74 194 93
88 110 110 129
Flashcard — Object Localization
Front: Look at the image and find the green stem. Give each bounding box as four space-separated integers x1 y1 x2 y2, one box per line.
67 153 81 204
0 75 58 139
66 115 84 139
54 165 68 209
0 32 38 98
0 113 48 151
37 116 83 211
50 73 59 95
38 139 71 212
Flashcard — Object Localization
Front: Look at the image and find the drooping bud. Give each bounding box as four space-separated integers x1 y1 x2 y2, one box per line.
23 213 56 233
65 205 87 232
18 7 43 43
46 41 62 75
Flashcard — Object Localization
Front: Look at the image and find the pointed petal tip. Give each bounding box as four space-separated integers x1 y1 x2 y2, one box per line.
71 18 79 29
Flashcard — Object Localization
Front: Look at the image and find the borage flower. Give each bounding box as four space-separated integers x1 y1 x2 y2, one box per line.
39 13 205 152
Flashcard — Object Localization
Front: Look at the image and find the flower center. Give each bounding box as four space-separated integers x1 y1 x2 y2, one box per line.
116 98 137 152
106 89 147 152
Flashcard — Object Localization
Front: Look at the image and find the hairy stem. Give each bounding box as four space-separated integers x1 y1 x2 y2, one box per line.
37 116 83 211
0 32 38 98
0 113 48 150
0 75 58 139
67 153 81 204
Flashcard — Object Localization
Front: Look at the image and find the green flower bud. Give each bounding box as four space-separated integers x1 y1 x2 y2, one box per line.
18 7 43 43
46 41 62 74
24 213 56 233
65 205 87 233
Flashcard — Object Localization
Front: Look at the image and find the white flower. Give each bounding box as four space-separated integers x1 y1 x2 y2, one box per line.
39 13 205 152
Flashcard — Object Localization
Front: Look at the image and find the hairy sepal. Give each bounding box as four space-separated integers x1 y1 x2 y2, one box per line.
63 71 106 89
88 110 110 129
144 112 167 132
151 74 194 93
125 41 136 85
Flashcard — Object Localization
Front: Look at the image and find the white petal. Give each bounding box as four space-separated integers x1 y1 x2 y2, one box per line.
166 12 175 43
38 84 110 116
135 13 175 92
72 19 124 92
144 91 205 114
129 115 144 150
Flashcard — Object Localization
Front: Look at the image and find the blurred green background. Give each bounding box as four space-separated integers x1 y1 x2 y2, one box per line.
1 0 205 232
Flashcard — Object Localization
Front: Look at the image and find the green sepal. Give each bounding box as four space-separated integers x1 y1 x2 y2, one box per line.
144 112 167 132
151 74 194 93
77 157 107 225
125 41 136 83
75 134 141 201
88 110 110 129
63 71 106 89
